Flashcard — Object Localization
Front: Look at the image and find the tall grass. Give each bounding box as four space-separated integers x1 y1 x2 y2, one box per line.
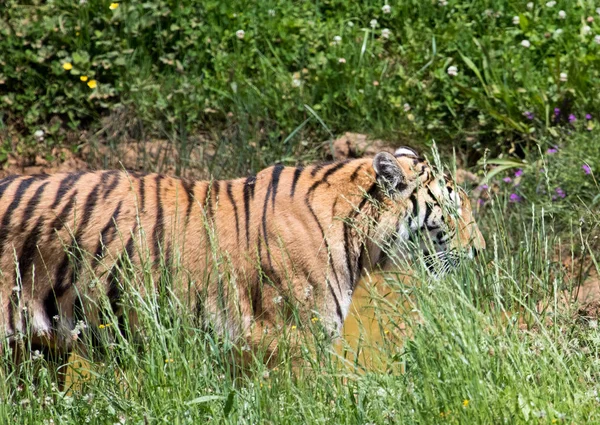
1 187 599 424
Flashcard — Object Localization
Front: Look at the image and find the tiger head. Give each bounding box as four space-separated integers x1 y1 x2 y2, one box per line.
370 147 485 274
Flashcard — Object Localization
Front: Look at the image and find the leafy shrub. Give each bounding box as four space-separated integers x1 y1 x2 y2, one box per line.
1 0 600 158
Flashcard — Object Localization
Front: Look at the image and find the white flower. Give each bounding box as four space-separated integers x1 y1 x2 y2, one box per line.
439 0 448 5
332 35 342 45
272 296 283 304
292 77 302 88
595 35 600 44
554 28 563 36
370 19 378 29
382 4 391 14
447 65 458 76
347 21 354 27
526 2 534 10
512 16 520 25
381 28 391 39
79 0 87 4
559 72 567 82
268 9 275 16
338 58 346 63
588 16 594 23
235 29 245 39
597 7 600 16
34 129 44 138
583 25 592 35
403 103 411 111
521 39 531 48
558 10 566 19
545 1 556 7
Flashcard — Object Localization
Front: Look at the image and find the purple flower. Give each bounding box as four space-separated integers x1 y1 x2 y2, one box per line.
503 177 512 183
555 187 566 198
568 114 577 123
514 169 524 178
554 108 561 117
524 111 534 120
583 164 592 175
478 184 489 190
477 199 485 206
540 168 546 173
586 114 593 120
509 193 522 203
546 147 558 154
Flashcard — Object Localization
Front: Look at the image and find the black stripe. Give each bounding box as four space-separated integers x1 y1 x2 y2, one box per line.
212 181 220 208
310 162 331 177
48 183 101 317
79 184 101 232
204 183 213 221
93 201 123 263
152 175 165 260
50 191 77 233
45 252 71 322
139 175 146 212
0 175 20 199
68 183 102 285
306 161 351 199
242 176 256 248
349 163 365 181
20 181 49 231
102 171 121 200
16 217 44 287
319 160 350 185
290 167 304 198
0 177 38 255
270 164 284 212
181 179 196 225
107 233 136 315
50 172 85 209
261 179 274 267
226 182 240 243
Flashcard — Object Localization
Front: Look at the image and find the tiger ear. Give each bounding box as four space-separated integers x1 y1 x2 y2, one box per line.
373 152 405 192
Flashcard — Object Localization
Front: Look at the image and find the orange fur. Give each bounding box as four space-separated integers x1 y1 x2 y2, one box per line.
0 151 484 383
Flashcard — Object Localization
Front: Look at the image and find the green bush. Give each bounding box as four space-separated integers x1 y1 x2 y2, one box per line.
2 0 600 157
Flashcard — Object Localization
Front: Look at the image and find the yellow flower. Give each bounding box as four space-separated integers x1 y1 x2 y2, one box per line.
463 399 470 408
99 323 111 329
62 62 73 71
109 3 119 9
87 79 97 89
311 317 319 323
80 75 88 82
291 325 297 330
165 358 174 363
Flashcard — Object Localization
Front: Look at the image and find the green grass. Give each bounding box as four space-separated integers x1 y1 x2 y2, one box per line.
2 0 600 166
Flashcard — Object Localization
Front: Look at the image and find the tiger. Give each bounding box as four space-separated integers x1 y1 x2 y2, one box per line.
0 147 484 385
